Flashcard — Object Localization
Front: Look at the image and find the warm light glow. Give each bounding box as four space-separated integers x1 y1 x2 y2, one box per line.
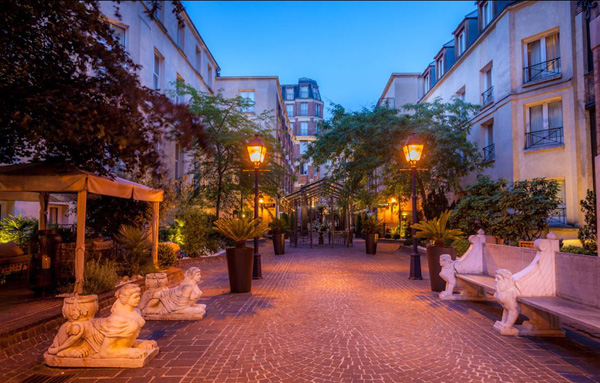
259 197 264 204
247 135 266 165
402 212 408 217
403 133 424 165
390 197 397 204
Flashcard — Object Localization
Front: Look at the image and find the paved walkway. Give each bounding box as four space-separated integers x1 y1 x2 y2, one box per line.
2 241 600 383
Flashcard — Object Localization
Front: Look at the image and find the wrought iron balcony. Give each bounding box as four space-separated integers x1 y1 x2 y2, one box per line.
548 207 567 226
482 143 495 162
481 86 494 106
585 71 595 108
378 98 395 108
523 57 561 84
524 127 563 149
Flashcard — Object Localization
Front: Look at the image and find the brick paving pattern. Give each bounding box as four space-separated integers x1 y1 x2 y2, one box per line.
2 241 600 383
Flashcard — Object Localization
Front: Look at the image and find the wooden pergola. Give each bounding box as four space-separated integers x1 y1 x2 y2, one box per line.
0 162 164 294
281 179 352 248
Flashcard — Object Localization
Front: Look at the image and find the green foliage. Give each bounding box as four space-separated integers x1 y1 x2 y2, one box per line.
85 196 150 239
362 217 382 234
384 233 392 239
83 259 119 295
0 215 38 248
560 245 597 256
116 225 152 276
451 176 561 243
213 217 270 246
423 188 452 221
0 1 202 179
451 238 471 257
179 208 221 257
578 190 597 253
158 243 178 269
269 218 289 234
413 210 464 246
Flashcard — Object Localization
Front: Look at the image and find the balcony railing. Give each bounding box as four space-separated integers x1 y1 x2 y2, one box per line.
584 71 595 108
523 57 561 84
481 86 494 106
548 207 567 226
482 143 495 162
525 127 563 149
378 98 395 108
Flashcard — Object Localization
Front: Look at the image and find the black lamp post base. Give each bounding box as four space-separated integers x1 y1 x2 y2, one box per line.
252 253 262 280
408 253 423 280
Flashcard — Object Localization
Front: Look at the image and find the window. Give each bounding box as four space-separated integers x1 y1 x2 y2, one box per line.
423 73 431 93
110 24 127 49
239 91 255 113
525 100 564 149
286 87 294 100
300 103 308 116
49 207 59 225
153 51 162 90
315 104 321 117
314 120 320 135
481 1 493 29
175 143 184 179
195 47 202 72
457 29 466 56
482 122 495 162
436 56 444 79
300 86 309 98
456 86 466 101
300 122 308 135
313 87 320 100
177 23 185 50
175 75 184 104
300 141 308 154
286 104 294 117
481 66 493 105
300 163 308 175
207 64 213 86
524 32 561 83
549 179 567 225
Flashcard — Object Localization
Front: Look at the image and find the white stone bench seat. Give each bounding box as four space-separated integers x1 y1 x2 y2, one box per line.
518 297 600 336
457 274 496 291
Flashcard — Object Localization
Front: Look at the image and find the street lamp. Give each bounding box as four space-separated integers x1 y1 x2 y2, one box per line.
247 135 266 279
258 194 264 220
403 133 424 280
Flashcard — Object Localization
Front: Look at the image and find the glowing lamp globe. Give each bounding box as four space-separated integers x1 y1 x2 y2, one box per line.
247 135 266 165
258 195 264 204
403 133 424 165
390 197 397 204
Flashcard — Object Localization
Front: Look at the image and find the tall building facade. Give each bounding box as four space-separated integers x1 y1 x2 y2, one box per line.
281 78 326 190
379 0 596 236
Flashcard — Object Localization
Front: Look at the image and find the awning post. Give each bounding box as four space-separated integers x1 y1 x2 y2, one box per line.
38 192 49 230
151 201 159 267
74 189 87 294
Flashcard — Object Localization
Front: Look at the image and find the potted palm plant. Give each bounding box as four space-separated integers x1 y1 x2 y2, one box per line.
412 210 464 292
214 217 269 293
362 217 382 255
269 218 288 255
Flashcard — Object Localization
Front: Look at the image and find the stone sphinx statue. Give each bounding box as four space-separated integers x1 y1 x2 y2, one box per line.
439 254 457 299
44 284 158 368
139 267 206 320
493 269 521 336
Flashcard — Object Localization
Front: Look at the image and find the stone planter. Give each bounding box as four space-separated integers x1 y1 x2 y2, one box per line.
365 233 378 254
145 272 168 289
225 247 254 293
273 233 285 255
426 245 457 292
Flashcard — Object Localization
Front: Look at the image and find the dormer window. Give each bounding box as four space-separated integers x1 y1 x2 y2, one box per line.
457 29 466 56
424 72 431 93
481 1 493 29
436 56 445 79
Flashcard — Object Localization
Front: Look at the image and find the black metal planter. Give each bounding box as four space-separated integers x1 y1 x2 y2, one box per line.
226 246 254 293
365 233 378 254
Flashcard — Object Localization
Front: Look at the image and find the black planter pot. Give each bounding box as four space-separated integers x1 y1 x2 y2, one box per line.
365 233 378 254
225 246 254 293
426 245 457 292
273 233 285 255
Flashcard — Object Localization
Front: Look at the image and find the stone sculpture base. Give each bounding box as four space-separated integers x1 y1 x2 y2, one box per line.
143 311 205 321
493 321 565 337
44 348 159 368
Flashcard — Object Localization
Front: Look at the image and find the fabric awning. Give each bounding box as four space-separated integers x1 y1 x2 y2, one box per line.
0 162 163 202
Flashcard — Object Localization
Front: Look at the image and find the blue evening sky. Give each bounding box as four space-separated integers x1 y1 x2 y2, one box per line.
184 1 477 117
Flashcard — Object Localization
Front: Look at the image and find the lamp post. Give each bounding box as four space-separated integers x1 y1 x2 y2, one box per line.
247 135 266 280
403 133 424 280
258 194 264 220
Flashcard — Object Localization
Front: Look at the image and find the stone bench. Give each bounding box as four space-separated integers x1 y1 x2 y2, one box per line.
438 230 600 337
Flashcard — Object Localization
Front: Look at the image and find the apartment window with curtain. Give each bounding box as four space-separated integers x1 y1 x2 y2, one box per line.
482 122 495 162
286 104 294 117
300 86 309 98
457 29 466 56
286 87 294 100
526 99 563 149
300 122 308 136
153 51 162 90
524 32 561 83
481 66 493 105
239 91 255 113
300 103 308 116
177 23 185 50
110 23 127 49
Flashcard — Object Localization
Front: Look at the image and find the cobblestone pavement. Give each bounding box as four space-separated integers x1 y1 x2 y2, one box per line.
3 241 600 383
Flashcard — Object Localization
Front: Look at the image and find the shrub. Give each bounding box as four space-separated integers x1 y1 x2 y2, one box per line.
384 233 392 239
413 210 464 247
269 218 289 234
560 245 596 256
578 190 597 253
451 238 471 257
179 209 221 257
116 224 152 276
213 217 269 247
158 243 178 269
0 215 38 248
362 217 382 234
393 234 400 240
83 259 119 295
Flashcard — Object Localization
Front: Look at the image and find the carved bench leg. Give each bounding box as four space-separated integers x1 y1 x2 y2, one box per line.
516 304 565 337
440 280 490 301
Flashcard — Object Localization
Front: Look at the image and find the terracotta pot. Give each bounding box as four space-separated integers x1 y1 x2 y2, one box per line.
365 233 378 254
225 247 254 293
426 245 457 292
273 233 285 255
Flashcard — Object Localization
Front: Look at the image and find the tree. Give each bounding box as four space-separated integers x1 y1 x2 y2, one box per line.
177 85 291 218
578 189 597 252
0 0 203 179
